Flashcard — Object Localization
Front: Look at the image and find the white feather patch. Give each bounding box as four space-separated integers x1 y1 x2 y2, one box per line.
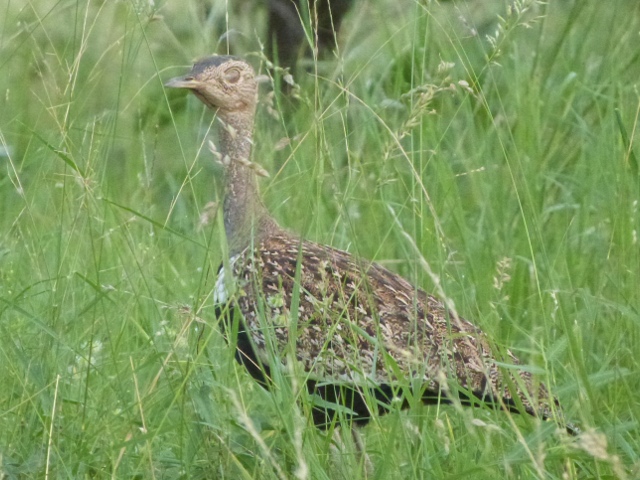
214 255 239 304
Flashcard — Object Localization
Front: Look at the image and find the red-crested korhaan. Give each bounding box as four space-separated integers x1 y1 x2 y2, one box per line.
166 55 578 435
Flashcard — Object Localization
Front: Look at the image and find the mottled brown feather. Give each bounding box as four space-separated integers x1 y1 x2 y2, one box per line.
226 234 563 426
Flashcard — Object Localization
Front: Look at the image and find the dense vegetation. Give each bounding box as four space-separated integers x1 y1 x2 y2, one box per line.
0 0 638 478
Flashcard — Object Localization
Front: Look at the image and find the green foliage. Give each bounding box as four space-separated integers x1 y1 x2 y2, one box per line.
1 0 638 478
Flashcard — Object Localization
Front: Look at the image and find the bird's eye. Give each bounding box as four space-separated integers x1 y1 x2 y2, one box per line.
223 68 241 84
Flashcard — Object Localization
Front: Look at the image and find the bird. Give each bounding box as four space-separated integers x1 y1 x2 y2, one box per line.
165 55 579 435
265 0 354 69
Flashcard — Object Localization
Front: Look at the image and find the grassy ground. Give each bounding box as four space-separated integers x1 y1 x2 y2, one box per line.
1 0 639 478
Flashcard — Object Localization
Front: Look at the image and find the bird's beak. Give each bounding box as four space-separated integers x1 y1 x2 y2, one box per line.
164 75 200 89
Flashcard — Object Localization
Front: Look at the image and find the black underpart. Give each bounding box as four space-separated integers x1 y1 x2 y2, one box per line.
213 305 576 432
212 257 577 434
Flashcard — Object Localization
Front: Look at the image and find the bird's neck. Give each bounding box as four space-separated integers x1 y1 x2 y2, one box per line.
218 109 278 255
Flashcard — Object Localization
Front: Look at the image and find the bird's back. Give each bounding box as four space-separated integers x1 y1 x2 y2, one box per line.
221 232 562 426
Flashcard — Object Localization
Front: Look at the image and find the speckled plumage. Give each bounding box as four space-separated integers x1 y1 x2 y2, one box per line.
167 56 577 434
223 233 564 427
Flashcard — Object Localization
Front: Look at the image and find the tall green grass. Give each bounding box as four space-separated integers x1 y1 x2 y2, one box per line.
0 0 638 478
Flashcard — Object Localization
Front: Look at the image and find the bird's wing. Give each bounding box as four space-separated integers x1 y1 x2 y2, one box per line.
230 233 559 420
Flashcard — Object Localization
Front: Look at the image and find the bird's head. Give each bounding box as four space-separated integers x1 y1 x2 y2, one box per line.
165 56 258 114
